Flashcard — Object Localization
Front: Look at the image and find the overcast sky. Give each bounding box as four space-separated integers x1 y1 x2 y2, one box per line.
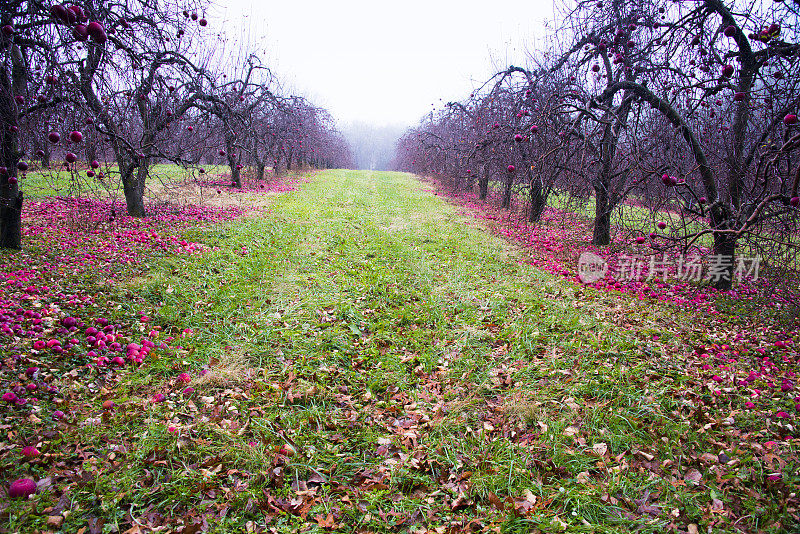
212 0 556 128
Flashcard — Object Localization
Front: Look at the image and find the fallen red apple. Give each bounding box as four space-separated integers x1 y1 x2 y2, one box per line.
22 446 40 458
8 478 36 499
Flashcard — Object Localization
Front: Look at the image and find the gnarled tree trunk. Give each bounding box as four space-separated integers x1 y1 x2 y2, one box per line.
121 160 146 217
592 182 612 246
479 162 489 201
529 171 546 223
501 170 514 209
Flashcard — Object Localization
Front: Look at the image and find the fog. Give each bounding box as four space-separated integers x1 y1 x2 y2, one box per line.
339 123 406 171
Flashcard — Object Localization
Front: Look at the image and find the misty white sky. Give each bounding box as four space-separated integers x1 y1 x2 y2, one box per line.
212 0 556 128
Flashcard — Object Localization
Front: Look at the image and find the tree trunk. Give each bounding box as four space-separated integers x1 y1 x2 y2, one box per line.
710 208 736 290
529 174 546 223
0 187 22 249
479 162 489 201
501 170 514 209
256 163 265 181
0 124 22 249
0 48 26 249
592 184 612 246
229 160 241 188
122 161 146 217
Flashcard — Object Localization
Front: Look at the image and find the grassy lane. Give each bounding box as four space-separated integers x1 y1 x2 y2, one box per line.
8 170 791 532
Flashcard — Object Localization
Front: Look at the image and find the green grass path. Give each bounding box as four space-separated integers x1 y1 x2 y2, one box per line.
24 170 774 533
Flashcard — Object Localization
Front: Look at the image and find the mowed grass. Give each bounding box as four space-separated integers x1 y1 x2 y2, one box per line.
4 170 795 533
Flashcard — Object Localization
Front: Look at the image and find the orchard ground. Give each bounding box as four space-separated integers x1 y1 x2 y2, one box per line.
0 168 797 533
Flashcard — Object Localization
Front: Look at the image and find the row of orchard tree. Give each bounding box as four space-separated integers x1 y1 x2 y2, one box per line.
394 0 800 290
0 0 352 249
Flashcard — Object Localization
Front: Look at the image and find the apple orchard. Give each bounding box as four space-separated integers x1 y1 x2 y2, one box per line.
1 0 800 532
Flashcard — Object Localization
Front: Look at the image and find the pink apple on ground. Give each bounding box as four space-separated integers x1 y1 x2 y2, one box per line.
22 446 40 458
635 236 646 244
278 444 296 457
9 478 36 499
